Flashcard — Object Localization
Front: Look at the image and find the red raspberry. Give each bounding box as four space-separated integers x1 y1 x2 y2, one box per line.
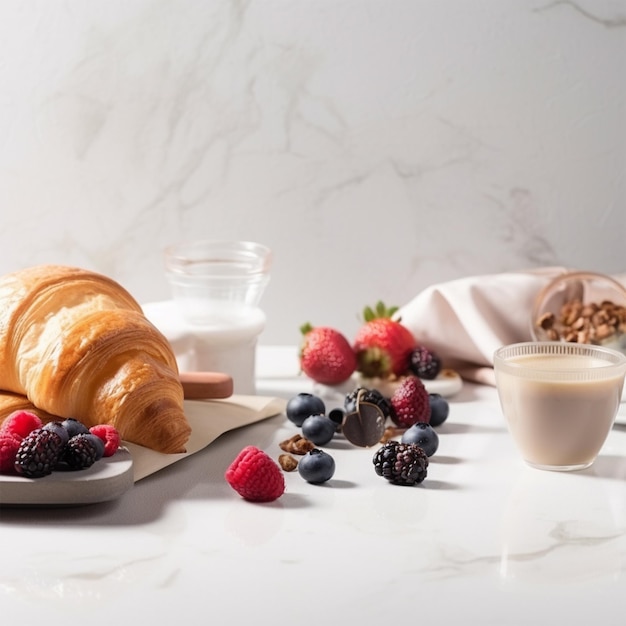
1 410 43 439
0 431 22 474
89 424 121 457
390 376 431 428
225 445 285 502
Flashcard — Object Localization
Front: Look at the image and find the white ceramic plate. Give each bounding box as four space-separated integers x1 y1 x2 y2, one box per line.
355 369 463 398
0 448 133 507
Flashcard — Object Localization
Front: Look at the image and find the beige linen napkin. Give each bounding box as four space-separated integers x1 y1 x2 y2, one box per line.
125 395 286 481
398 267 626 386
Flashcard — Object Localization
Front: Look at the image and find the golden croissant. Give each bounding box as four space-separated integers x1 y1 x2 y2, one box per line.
0 265 190 453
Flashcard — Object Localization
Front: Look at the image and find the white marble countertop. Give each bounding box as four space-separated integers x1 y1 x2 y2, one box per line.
2 346 626 625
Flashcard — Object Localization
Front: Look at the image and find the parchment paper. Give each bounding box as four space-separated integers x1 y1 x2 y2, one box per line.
124 395 286 481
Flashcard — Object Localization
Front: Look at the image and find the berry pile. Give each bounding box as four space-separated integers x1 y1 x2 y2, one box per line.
224 374 452 501
0 411 121 478
298 300 443 386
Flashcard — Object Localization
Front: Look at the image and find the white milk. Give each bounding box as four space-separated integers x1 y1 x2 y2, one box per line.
142 300 266 396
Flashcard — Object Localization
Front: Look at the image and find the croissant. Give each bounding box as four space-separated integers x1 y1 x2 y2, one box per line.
0 265 190 453
0 391 55 424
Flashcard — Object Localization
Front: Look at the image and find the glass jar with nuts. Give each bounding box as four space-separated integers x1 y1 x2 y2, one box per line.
530 271 626 357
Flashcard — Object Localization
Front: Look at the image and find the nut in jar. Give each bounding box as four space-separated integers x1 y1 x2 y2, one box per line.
531 271 626 356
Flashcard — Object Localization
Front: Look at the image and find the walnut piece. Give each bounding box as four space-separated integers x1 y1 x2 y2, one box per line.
278 453 298 472
279 434 315 455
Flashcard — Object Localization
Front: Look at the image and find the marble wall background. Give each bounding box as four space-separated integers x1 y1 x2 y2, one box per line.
0 0 624 345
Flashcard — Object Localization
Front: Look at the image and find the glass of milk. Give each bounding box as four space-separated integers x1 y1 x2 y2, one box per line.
494 341 626 471
161 240 272 395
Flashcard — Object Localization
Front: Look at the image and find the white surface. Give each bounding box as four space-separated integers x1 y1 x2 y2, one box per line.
2 346 626 625
0 2 624 345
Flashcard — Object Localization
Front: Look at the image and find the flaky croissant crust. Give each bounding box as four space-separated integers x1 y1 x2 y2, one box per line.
0 265 190 453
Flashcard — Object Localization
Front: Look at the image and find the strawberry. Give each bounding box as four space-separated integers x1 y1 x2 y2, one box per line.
225 445 285 502
390 376 431 427
299 323 357 385
353 302 417 378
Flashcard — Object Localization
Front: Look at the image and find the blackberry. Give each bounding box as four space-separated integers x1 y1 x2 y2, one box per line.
83 433 105 460
14 428 64 478
63 434 99 470
344 387 393 420
373 440 428 486
408 347 442 380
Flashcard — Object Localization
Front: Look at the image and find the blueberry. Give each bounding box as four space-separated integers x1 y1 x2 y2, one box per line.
401 422 439 457
83 433 105 461
428 394 449 427
286 393 326 427
42 421 70 446
301 414 336 446
328 407 345 432
61 418 90 438
298 449 336 484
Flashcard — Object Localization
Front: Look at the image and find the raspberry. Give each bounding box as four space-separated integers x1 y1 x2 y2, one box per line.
373 440 429 486
225 445 285 502
62 434 99 470
0 431 22 474
408 346 442 380
14 428 64 478
1 410 43 439
89 424 121 457
390 376 431 427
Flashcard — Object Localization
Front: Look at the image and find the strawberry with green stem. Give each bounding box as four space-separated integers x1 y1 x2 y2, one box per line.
299 323 357 385
353 301 417 378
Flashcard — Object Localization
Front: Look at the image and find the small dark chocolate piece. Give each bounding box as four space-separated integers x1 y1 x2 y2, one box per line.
341 401 386 447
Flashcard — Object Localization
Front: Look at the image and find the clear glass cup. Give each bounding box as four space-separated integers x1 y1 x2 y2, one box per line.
161 240 272 395
494 341 626 471
164 240 272 326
